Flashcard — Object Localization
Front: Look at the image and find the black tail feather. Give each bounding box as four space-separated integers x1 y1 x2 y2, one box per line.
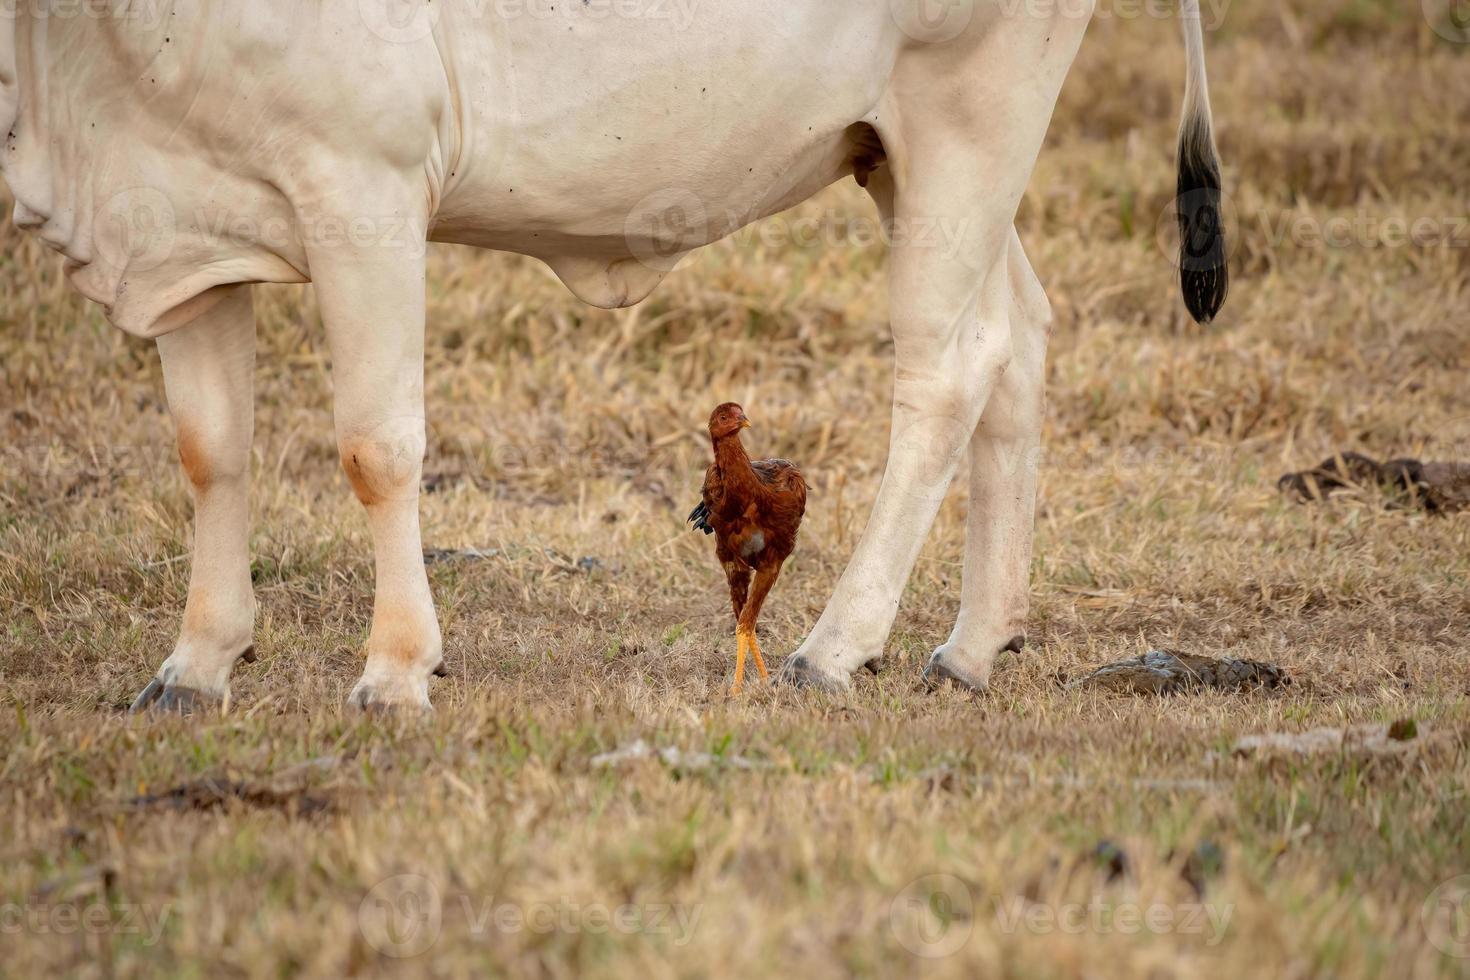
687 501 713 535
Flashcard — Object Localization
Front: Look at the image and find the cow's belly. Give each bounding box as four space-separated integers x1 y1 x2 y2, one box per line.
428 0 899 306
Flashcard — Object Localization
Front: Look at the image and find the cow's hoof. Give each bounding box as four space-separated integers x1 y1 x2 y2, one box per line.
129 645 255 715
776 655 852 693
922 656 988 693
924 635 1023 693
347 676 433 713
129 678 223 715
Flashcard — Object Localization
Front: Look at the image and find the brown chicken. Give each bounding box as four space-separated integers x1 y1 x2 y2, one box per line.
688 403 807 695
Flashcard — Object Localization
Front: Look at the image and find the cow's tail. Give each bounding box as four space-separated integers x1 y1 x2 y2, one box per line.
1175 0 1227 324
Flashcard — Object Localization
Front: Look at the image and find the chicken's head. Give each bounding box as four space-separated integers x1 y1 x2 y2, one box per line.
707 402 751 440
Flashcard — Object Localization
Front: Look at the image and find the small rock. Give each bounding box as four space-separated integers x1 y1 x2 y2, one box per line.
1090 840 1131 882
1177 840 1225 898
1233 722 1434 759
590 739 768 772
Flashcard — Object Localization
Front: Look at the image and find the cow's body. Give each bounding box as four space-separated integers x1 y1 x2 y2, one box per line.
8 3 901 331
2 1 1224 709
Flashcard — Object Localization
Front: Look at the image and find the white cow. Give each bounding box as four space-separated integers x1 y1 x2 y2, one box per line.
1 0 1226 710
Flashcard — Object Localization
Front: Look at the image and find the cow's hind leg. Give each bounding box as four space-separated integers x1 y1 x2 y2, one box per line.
781 8 1088 690
132 286 257 713
309 199 441 710
924 229 1050 691
779 158 1016 690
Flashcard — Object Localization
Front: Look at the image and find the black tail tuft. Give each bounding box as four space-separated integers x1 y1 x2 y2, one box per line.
1176 116 1228 324
687 501 714 535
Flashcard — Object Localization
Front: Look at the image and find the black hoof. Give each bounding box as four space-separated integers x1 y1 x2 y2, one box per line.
129 679 222 715
347 683 432 714
922 655 988 694
347 685 388 713
776 656 850 693
923 637 1023 693
129 678 164 712
351 699 400 716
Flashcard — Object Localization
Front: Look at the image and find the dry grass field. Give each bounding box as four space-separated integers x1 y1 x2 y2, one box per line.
3 2 1470 976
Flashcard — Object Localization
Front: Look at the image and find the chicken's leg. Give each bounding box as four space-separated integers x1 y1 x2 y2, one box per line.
747 632 769 680
733 563 782 691
733 625 768 686
724 561 751 621
731 630 749 696
724 559 754 696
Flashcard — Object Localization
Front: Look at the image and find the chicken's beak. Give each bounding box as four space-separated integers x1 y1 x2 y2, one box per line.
740 417 752 429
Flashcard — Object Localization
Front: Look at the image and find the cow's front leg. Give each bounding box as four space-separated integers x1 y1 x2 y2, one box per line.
924 229 1050 691
310 206 441 710
132 286 257 713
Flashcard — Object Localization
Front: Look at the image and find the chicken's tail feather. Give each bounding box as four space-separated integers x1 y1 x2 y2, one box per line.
687 501 714 535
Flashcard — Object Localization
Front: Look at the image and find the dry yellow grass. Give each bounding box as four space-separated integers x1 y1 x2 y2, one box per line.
3 3 1470 976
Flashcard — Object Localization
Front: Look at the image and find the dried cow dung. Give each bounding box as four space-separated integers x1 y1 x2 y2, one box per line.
1068 650 1288 695
1279 451 1470 513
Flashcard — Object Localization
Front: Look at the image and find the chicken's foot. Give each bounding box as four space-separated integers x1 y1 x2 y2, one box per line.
730 627 770 696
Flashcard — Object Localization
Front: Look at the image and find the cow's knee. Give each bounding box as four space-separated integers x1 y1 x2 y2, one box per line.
175 417 249 492
337 418 426 508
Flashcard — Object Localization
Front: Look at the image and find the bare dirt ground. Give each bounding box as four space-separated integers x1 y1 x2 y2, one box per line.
3 3 1469 976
